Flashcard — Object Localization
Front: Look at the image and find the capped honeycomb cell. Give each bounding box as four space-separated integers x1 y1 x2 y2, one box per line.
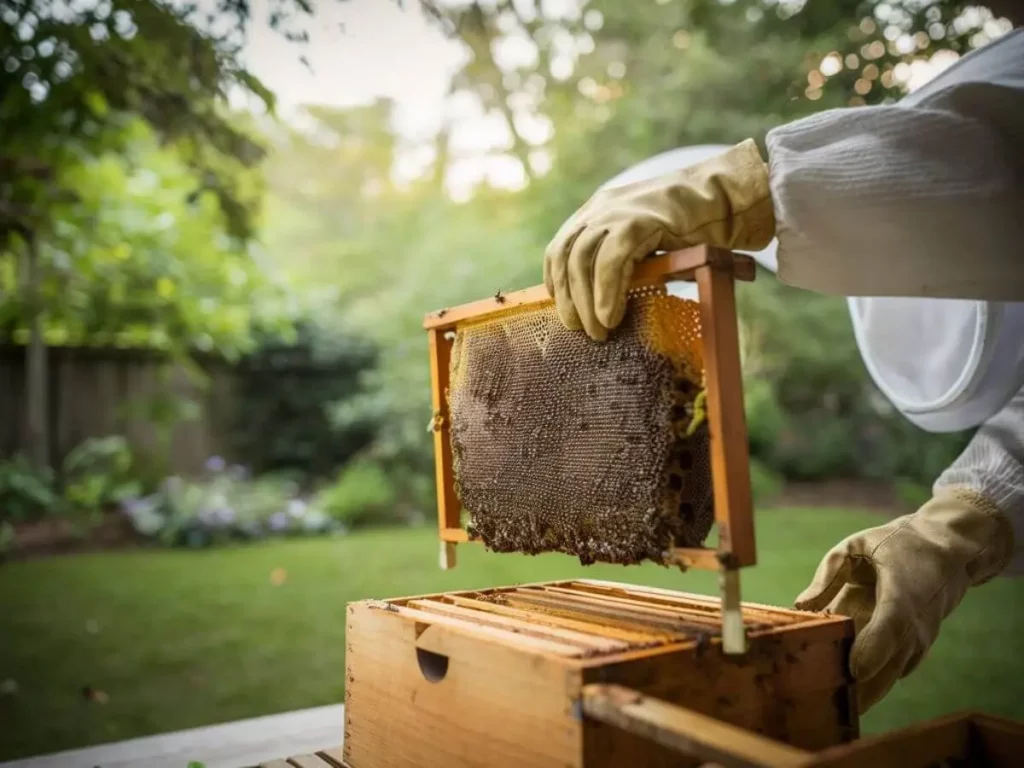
448 286 713 566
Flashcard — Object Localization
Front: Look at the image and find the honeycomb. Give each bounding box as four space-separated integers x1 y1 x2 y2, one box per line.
448 286 714 566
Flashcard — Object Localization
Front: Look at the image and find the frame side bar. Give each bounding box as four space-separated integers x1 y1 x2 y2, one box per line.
427 329 461 569
696 252 756 567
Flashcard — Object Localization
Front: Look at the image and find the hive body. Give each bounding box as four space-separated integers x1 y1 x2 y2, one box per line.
343 580 858 768
448 289 713 565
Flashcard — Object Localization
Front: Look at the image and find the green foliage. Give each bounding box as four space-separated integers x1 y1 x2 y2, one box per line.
895 478 933 511
0 454 59 523
0 0 282 245
62 435 141 519
744 377 787 458
0 520 14 556
0 436 144 525
0 122 293 356
117 381 204 482
749 459 784 507
314 459 402 528
860 408 972 485
230 321 381 481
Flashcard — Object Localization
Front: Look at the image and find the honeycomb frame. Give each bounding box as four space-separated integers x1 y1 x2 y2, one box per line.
423 246 756 575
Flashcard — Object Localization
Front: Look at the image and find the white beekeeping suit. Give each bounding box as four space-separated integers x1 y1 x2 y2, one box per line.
544 27 1024 714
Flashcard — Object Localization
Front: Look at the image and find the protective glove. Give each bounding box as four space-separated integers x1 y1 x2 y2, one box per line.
543 139 775 341
794 486 1014 713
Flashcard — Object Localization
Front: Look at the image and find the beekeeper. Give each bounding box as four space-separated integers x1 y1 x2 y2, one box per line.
543 25 1024 713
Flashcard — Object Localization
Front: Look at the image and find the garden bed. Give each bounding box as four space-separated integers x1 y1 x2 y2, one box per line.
3 511 144 561
2 445 421 562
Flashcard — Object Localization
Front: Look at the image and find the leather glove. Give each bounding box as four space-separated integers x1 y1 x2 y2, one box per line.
794 486 1014 713
543 139 775 341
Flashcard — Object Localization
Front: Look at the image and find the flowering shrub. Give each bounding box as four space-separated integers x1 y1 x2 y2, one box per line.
314 459 403 528
120 457 344 548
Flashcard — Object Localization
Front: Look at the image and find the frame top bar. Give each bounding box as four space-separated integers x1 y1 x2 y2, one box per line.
423 246 755 330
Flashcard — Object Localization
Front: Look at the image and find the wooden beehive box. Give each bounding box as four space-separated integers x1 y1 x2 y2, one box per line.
343 579 856 768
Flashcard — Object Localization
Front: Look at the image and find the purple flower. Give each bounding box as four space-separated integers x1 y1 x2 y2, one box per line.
205 456 226 473
287 499 307 518
268 512 290 532
120 497 141 516
216 507 236 524
120 496 157 518
197 507 218 525
199 506 235 527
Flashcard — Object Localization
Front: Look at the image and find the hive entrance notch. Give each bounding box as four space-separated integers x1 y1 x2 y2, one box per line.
423 246 757 654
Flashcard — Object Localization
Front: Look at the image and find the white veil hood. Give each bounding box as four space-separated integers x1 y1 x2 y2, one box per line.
848 297 1024 433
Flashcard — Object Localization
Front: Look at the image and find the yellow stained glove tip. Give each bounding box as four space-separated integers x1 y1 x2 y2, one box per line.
567 227 616 341
556 303 583 332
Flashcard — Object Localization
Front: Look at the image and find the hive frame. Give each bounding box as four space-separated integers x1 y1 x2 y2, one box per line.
423 245 757 653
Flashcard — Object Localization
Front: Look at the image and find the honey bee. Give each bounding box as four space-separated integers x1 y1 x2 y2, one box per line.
685 389 708 437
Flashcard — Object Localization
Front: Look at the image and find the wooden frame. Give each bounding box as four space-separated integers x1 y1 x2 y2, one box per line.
423 245 757 651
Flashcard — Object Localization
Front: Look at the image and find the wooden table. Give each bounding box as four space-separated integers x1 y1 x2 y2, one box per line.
0 705 344 768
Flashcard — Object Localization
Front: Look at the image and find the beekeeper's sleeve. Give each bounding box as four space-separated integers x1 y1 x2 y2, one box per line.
764 29 1024 302
935 385 1024 573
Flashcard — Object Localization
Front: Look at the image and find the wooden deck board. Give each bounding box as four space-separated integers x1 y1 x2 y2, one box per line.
0 704 343 768
315 748 345 767
276 754 334 768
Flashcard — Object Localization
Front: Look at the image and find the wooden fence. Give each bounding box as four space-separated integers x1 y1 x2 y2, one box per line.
0 345 237 476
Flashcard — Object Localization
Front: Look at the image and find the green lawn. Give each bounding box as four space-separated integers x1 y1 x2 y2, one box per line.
1 508 1022 761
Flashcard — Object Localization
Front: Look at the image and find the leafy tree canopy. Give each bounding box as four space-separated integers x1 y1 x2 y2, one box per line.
0 0 340 246
0 0 342 355
0 117 295 356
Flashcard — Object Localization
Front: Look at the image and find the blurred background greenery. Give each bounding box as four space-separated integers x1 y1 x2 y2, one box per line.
1 0 1021 761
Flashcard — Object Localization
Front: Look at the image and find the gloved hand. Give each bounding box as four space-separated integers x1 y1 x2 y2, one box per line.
794 486 1014 713
543 139 775 340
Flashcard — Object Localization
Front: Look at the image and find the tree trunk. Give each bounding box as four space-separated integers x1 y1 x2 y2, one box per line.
23 233 49 469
